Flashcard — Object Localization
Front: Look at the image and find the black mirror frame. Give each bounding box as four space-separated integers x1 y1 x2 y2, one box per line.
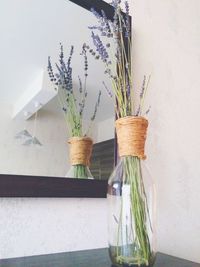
0 0 131 198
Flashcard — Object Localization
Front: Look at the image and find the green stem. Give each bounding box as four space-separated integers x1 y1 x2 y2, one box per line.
72 164 89 179
115 156 152 266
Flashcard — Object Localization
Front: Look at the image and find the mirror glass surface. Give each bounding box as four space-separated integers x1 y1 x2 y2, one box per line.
0 0 114 179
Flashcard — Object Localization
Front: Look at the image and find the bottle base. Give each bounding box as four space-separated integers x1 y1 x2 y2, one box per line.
109 246 155 267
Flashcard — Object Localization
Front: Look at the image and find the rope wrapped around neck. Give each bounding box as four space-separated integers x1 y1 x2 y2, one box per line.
68 137 93 166
115 116 148 160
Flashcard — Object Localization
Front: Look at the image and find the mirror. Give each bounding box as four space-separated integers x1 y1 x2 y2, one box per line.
0 0 115 180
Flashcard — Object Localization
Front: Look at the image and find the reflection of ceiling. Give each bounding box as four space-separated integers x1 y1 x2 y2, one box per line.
0 0 114 121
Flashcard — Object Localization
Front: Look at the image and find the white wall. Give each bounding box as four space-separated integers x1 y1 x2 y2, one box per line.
0 198 108 259
131 0 200 263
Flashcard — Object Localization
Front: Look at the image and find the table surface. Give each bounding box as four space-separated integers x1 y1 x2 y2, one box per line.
0 248 199 267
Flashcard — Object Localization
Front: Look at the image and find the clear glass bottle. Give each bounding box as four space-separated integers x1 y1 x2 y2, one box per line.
108 156 156 266
107 114 156 267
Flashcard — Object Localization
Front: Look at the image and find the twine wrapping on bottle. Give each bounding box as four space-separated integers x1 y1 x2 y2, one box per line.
68 136 93 166
115 116 148 160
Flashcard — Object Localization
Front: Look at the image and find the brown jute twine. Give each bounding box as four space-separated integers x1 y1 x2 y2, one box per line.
115 116 148 160
68 136 93 166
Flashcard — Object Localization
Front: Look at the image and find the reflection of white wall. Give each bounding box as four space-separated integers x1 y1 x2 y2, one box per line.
97 117 115 143
0 100 69 177
0 0 113 121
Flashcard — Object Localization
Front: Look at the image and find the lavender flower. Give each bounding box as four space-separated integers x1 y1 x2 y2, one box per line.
135 75 149 116
140 75 146 99
89 1 137 118
90 8 113 39
101 10 111 35
80 44 88 77
124 1 131 38
125 1 129 15
91 32 109 62
126 73 131 98
110 0 121 8
145 106 151 115
78 76 82 93
47 56 55 81
91 90 102 121
48 43 102 138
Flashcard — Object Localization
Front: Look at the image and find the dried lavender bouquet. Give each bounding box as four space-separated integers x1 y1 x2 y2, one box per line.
48 44 101 178
87 1 155 266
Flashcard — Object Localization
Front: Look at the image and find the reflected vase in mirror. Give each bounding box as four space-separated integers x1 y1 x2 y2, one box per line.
66 136 94 179
48 44 101 179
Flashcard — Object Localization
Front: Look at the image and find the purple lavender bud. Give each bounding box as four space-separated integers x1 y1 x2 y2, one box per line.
145 106 151 115
110 0 121 8
98 27 104 32
140 75 146 98
101 9 111 34
125 1 129 15
78 76 82 93
124 2 131 38
91 90 102 121
126 74 131 98
91 32 109 62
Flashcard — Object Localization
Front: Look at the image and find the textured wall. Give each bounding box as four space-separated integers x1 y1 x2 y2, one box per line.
0 198 108 259
131 0 200 263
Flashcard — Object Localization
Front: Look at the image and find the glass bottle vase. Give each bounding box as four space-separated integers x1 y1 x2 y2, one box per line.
108 157 156 266
107 116 156 267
